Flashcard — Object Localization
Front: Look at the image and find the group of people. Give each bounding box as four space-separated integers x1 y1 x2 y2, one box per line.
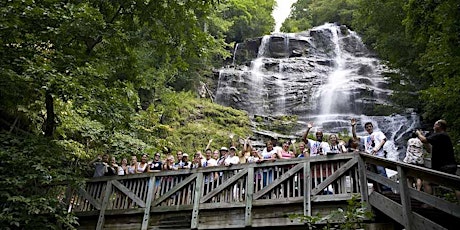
90 119 458 195
91 120 362 178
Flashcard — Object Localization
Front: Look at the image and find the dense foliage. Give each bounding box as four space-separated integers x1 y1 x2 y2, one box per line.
0 0 269 228
282 0 460 159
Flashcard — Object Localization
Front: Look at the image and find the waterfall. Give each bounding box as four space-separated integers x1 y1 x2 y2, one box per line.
232 43 239 66
216 23 419 157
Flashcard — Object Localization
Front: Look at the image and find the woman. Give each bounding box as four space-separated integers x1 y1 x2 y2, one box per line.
238 138 252 163
119 158 128 175
261 141 277 161
297 142 309 158
328 134 347 154
127 155 138 174
136 154 149 173
163 155 176 170
247 148 262 163
275 141 295 159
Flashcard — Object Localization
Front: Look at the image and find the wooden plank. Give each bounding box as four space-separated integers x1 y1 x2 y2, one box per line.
245 167 254 227
369 192 447 230
152 173 197 207
253 164 303 200
191 173 203 229
112 180 146 208
365 170 399 192
311 157 358 195
311 193 360 202
357 156 369 205
151 204 194 213
409 187 460 219
361 153 460 191
96 180 112 230
141 176 155 230
200 168 248 203
303 161 311 216
78 188 101 210
253 197 303 206
397 166 413 230
200 202 245 210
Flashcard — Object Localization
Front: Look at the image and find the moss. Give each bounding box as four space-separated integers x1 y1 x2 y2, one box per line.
139 91 252 155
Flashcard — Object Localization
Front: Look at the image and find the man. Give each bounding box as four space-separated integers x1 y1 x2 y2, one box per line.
203 149 217 167
351 118 390 192
416 120 459 200
302 122 330 156
416 120 456 173
90 154 110 177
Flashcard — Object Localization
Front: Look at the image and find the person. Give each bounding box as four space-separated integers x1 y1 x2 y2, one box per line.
297 142 309 158
416 120 459 201
174 151 184 168
328 134 347 154
107 156 118 176
302 122 330 156
202 149 217 167
136 154 149 173
403 132 425 191
163 155 176 170
261 141 278 161
90 154 110 177
217 147 228 166
192 153 203 169
127 155 138 174
275 141 295 159
351 118 390 192
212 150 220 161
347 137 360 152
179 153 192 169
119 158 129 175
247 148 262 163
148 153 163 173
224 146 240 166
238 137 252 163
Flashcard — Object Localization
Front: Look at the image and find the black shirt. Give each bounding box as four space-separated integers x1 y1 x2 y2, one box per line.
426 132 456 170
149 161 163 171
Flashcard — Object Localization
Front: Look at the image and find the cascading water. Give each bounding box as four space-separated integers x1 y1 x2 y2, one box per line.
216 23 418 159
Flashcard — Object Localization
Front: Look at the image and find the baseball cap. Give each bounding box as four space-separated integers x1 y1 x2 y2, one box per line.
220 147 228 151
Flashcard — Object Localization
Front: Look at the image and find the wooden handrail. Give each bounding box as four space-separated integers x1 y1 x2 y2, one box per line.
360 153 460 230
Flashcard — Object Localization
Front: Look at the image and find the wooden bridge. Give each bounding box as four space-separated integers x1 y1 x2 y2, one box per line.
67 153 460 230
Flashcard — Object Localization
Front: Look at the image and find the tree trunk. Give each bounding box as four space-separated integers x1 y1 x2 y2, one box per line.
44 91 55 137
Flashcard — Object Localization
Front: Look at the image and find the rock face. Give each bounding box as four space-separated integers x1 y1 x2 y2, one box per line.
216 23 418 159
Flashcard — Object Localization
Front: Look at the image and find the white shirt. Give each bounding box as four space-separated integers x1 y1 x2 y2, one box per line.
202 158 217 167
224 156 239 166
306 139 330 156
261 148 277 159
360 131 386 157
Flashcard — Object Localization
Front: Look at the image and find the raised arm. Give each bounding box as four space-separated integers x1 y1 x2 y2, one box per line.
205 139 213 151
302 122 313 144
351 118 358 140
291 140 297 157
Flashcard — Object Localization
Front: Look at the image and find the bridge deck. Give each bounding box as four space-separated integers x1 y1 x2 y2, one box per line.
67 153 460 230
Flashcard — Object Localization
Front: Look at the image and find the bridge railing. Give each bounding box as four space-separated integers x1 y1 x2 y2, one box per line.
67 153 362 229
360 153 460 230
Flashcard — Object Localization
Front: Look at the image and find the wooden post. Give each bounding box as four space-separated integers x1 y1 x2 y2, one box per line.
397 166 413 229
303 161 311 216
191 173 203 229
141 176 155 230
245 167 254 227
96 180 112 230
357 155 369 206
